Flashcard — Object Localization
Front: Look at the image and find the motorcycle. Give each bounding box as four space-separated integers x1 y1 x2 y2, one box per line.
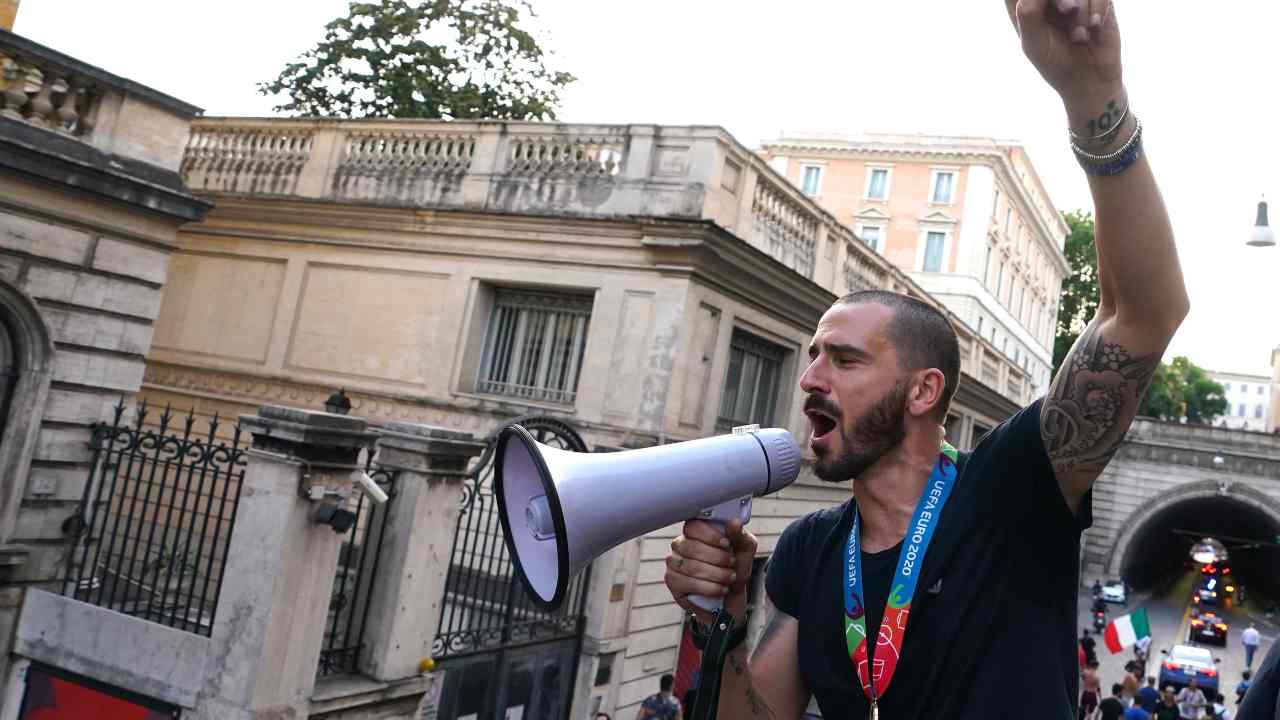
1092 609 1107 632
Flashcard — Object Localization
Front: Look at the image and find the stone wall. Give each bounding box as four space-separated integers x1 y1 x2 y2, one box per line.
0 27 207 702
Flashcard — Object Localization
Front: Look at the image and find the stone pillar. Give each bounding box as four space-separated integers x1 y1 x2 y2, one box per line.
360 422 486 681
197 406 376 720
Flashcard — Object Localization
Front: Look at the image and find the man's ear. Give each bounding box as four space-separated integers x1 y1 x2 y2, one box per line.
908 368 947 419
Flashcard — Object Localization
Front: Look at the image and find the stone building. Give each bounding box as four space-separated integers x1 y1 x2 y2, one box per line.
0 23 1035 719
0 25 208 701
1208 369 1273 433
762 133 1070 403
130 117 1025 719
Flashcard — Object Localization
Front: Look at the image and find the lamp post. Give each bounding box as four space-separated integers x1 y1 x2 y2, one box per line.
1247 197 1276 247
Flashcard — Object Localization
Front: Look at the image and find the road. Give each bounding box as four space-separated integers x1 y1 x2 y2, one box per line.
1080 572 1278 713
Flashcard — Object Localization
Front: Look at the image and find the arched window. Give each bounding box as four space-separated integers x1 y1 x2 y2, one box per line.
0 281 55 547
0 319 15 440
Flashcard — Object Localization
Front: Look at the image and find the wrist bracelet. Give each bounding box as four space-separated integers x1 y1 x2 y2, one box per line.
1069 104 1130 149
1071 115 1143 177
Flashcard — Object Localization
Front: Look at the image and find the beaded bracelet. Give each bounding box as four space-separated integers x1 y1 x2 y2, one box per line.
1071 115 1143 177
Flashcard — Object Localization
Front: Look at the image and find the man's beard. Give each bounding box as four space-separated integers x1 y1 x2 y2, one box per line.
813 380 908 483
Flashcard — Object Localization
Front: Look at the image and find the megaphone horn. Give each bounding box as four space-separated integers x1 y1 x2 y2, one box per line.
495 424 801 612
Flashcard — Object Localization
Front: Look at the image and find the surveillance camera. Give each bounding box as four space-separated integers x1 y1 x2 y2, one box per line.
314 501 357 534
352 470 389 506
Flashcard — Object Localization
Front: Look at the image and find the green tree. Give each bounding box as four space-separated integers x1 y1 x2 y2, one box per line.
1137 356 1228 424
1052 211 1100 374
259 0 575 120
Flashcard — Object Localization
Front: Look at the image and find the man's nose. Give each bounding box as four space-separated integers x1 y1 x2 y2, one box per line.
799 357 829 394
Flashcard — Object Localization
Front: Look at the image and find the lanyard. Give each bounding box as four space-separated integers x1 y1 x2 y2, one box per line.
843 443 959 713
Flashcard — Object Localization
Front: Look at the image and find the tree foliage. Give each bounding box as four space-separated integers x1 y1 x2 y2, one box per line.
259 0 575 120
1052 211 1101 374
1138 356 1228 424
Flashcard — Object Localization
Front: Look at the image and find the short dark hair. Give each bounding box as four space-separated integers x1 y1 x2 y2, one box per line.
1112 683 1124 696
835 291 960 420
660 674 674 692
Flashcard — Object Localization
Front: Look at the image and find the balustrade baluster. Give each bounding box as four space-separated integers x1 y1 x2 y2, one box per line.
55 77 81 134
26 70 56 128
1 57 28 120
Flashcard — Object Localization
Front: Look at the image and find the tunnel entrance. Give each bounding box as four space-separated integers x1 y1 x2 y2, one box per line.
1117 491 1280 600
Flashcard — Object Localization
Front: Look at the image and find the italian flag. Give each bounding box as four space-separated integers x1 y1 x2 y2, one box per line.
1104 608 1151 653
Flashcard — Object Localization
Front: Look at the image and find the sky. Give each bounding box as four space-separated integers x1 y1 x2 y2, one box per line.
13 1 1279 376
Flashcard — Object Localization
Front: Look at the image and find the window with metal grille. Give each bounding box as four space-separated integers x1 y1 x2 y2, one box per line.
477 289 592 404
717 330 787 431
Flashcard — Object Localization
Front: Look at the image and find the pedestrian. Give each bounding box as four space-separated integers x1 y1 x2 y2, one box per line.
1235 637 1279 720
1081 672 1102 720
1126 697 1152 720
1234 669 1250 705
1176 678 1208 720
1208 691 1230 720
1101 683 1127 720
1135 635 1153 677
1233 632 1274 717
662 7 1188 718
1241 623 1261 670
636 674 681 720
1154 688 1180 720
1122 662 1141 705
1137 676 1160 713
1083 629 1099 664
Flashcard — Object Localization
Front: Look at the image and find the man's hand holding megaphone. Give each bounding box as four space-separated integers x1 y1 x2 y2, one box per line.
666 518 758 626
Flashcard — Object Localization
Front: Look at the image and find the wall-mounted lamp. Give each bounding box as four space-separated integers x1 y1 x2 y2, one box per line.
325 388 352 415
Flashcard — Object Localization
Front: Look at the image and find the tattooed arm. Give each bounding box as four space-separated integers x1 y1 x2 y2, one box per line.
1005 1 1188 510
718 597 808 720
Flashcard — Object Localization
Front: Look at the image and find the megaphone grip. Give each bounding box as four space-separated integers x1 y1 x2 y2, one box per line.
688 494 753 612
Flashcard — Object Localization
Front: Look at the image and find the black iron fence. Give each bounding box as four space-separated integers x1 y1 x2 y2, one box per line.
433 416 591 661
66 402 247 637
317 458 398 676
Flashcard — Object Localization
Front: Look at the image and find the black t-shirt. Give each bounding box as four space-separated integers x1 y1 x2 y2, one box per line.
766 399 1091 719
1099 696 1126 720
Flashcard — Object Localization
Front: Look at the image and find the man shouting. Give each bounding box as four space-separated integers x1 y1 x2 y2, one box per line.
663 1 1188 717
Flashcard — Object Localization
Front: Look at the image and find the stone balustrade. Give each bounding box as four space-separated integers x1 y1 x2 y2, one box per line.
181 117 904 289
0 34 99 136
0 29 201 172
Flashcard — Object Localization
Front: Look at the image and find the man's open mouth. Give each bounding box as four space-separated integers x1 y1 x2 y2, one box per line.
806 410 837 440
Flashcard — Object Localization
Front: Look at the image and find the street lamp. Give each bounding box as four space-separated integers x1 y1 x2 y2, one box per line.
1247 196 1276 247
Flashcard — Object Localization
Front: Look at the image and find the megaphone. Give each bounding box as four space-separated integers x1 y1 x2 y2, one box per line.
495 424 801 612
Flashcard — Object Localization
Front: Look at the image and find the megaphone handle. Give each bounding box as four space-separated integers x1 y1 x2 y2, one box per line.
688 495 753 612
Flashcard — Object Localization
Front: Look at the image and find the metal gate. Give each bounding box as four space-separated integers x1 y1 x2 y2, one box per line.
432 416 591 720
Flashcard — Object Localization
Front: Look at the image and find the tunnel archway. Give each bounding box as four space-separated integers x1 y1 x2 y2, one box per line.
1107 480 1280 600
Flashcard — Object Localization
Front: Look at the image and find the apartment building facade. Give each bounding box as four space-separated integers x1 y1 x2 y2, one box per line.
763 133 1071 403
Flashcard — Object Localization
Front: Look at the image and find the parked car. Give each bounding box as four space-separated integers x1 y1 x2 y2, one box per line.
1101 578 1128 604
1158 644 1221 694
1189 611 1228 646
